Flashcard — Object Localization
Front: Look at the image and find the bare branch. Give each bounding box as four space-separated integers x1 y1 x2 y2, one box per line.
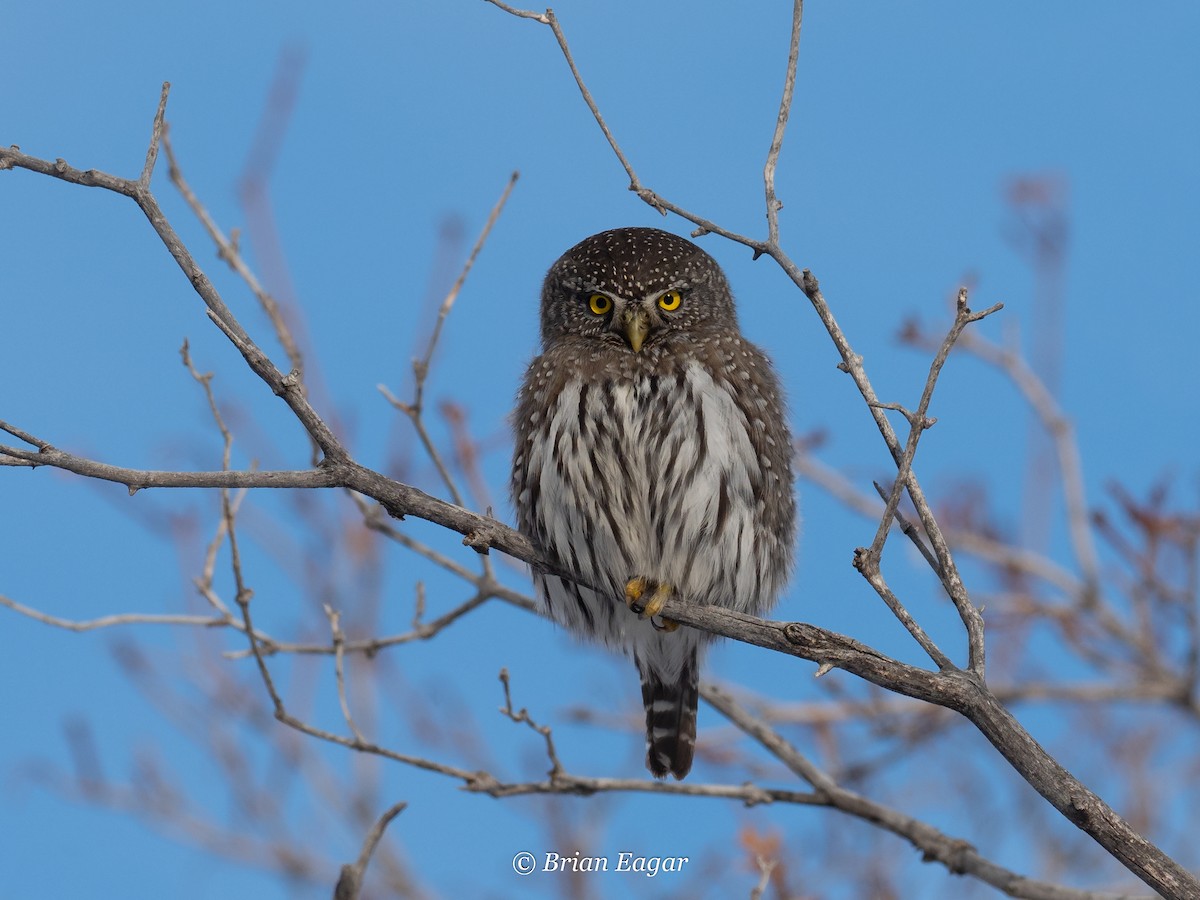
749 855 777 900
0 594 229 633
382 170 520 510
869 480 941 573
413 172 519 400
0 142 345 462
850 553 952 671
138 81 170 188
763 0 803 246
166 132 307 384
483 1 764 249
859 289 1003 674
326 606 367 743
334 801 407 900
498 668 564 777
181 339 233 468
480 1 548 25
704 684 1147 900
0 426 337 491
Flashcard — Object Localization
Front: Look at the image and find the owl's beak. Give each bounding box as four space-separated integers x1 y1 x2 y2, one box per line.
619 308 649 353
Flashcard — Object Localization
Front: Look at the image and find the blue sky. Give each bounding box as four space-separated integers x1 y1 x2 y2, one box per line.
3 2 1199 898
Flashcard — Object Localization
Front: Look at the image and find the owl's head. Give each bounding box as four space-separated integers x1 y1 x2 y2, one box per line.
539 228 737 354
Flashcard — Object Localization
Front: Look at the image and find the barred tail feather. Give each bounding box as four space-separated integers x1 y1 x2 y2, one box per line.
638 650 699 780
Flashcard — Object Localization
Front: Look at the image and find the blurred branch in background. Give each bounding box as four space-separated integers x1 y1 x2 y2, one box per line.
1004 173 1070 556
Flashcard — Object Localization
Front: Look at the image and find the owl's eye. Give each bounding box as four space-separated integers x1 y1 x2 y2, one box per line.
588 293 613 315
658 290 683 311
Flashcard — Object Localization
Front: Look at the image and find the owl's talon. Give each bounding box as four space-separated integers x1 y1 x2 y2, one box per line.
624 577 648 615
653 616 680 633
624 577 673 620
644 583 673 618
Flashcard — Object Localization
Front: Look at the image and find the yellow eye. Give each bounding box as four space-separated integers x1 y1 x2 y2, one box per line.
658 289 682 311
588 293 612 315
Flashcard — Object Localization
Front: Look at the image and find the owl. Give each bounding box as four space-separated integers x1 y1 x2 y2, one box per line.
511 227 796 779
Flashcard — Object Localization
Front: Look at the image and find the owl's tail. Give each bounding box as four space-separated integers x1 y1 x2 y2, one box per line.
638 649 699 780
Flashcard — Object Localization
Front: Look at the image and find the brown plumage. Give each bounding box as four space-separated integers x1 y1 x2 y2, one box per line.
511 227 796 779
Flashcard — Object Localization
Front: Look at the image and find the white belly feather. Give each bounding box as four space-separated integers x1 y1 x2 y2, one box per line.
522 359 783 681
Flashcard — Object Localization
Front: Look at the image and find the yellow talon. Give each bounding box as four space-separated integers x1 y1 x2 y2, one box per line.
643 583 672 618
624 578 676 626
624 577 648 613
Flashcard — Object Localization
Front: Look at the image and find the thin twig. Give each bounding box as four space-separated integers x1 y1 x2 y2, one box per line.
180 339 234 468
749 855 777 900
138 82 170 188
850 551 952 671
381 171 518 512
0 132 345 462
860 289 1003 674
334 801 407 900
498 668 564 777
195 487 249 620
375 172 517 596
0 424 338 491
870 480 941 573
165 132 307 385
413 172 519 408
482 1 764 248
326 605 367 743
0 595 229 632
797 450 1087 597
763 0 804 247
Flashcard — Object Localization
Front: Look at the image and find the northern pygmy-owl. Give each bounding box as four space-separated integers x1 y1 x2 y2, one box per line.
511 227 796 779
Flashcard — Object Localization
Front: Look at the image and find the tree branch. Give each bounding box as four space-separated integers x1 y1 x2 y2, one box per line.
763 0 803 247
703 683 1147 900
334 801 407 900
